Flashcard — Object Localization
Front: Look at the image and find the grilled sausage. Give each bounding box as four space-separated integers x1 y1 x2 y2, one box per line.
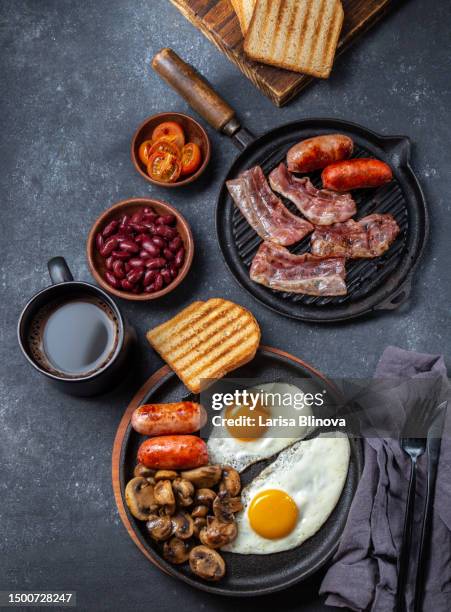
287 134 353 173
131 402 207 436
137 435 209 470
322 159 393 191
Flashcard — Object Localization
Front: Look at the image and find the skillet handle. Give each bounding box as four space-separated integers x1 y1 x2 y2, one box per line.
152 48 240 136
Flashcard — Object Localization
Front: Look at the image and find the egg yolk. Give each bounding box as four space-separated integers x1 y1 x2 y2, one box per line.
248 489 299 539
225 400 271 442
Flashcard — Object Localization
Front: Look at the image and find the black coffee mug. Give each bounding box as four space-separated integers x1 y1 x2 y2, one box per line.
17 257 136 396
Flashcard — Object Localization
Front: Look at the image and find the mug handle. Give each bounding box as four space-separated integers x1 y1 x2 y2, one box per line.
48 257 74 284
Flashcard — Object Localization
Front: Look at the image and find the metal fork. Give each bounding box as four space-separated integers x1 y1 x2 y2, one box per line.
397 389 440 611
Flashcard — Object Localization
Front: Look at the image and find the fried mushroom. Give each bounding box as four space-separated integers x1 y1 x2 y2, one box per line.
194 488 216 507
219 466 241 497
146 514 172 541
171 512 194 540
191 504 208 519
212 491 243 523
154 480 176 515
189 546 226 581
155 470 178 481
133 464 156 482
199 517 237 548
125 477 158 521
172 478 194 507
163 537 191 565
181 465 222 488
193 517 207 538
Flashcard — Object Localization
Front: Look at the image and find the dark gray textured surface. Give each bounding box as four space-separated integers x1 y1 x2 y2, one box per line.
1 0 450 610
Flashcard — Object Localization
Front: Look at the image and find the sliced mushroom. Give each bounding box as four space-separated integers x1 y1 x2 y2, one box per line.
155 470 178 481
146 514 172 541
189 546 226 581
194 488 216 507
191 504 208 519
125 477 158 521
134 464 156 483
154 480 176 515
199 517 238 548
172 478 194 507
163 537 191 565
219 466 241 497
181 465 222 488
171 512 194 540
213 491 243 523
193 517 207 538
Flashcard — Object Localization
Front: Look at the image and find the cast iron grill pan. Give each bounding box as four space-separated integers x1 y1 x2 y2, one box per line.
217 119 428 322
119 348 363 597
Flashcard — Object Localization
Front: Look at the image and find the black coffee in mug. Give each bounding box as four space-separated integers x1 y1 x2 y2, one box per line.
28 296 119 378
18 257 136 396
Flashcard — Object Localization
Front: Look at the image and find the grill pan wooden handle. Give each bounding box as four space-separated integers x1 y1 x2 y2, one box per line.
152 48 239 135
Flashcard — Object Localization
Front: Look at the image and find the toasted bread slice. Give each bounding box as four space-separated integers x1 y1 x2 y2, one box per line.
244 0 344 79
231 0 257 35
146 299 261 393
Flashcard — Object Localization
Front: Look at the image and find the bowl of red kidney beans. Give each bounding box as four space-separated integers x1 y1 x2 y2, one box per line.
87 198 194 300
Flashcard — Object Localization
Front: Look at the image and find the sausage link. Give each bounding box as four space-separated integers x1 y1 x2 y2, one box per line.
287 134 353 173
322 158 393 192
131 402 207 436
137 435 209 470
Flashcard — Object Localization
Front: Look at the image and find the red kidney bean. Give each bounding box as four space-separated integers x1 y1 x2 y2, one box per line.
145 257 166 270
141 239 160 256
119 239 139 253
96 233 104 251
125 262 131 273
105 271 119 288
100 237 118 257
102 220 119 238
112 250 130 261
143 212 158 223
161 268 172 285
139 250 152 259
135 233 148 244
163 248 174 261
169 236 182 253
129 222 147 233
144 284 156 293
105 256 114 270
175 247 185 268
127 268 144 285
131 211 144 224
169 264 179 279
144 269 157 286
128 257 145 269
157 214 176 226
118 214 129 231
142 220 156 233
121 279 133 291
112 260 125 279
153 273 164 291
154 224 176 239
143 207 153 215
151 236 166 249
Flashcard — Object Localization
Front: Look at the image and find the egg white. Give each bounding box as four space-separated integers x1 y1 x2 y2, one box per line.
223 433 351 554
207 383 315 472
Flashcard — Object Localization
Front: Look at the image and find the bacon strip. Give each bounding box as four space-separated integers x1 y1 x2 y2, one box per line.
226 166 314 246
311 214 400 258
269 163 356 225
250 241 347 296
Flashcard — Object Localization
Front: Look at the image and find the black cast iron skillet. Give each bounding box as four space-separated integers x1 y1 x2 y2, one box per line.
118 347 363 596
152 49 428 322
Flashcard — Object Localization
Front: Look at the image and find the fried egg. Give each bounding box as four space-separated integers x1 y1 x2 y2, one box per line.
223 434 350 554
207 382 315 472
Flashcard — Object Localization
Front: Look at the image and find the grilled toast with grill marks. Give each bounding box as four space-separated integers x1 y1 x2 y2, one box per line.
146 299 261 393
244 0 344 79
231 0 257 35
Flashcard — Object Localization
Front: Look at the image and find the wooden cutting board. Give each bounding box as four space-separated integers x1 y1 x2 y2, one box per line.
169 0 393 106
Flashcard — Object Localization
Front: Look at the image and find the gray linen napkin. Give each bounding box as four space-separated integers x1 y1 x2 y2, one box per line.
320 346 451 611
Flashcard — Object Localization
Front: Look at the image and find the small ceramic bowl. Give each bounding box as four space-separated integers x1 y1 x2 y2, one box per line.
131 112 211 188
87 198 194 301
